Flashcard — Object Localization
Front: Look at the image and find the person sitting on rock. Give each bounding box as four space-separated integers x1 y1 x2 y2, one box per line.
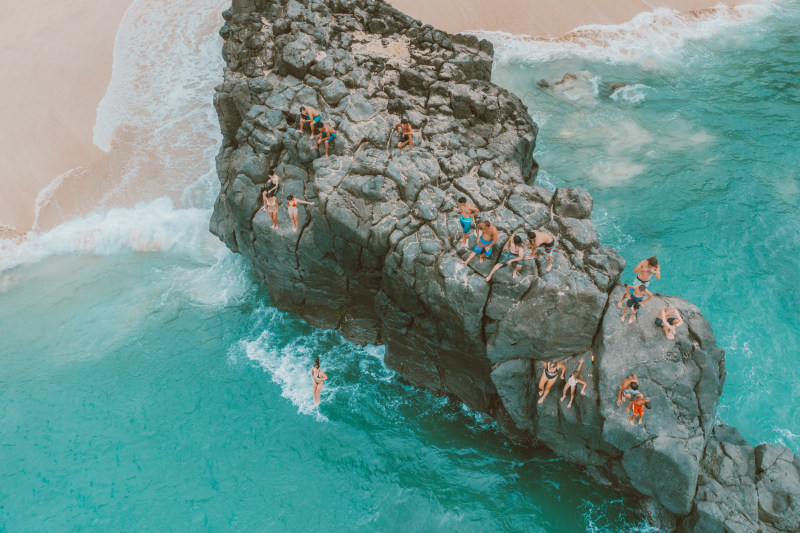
313 124 337 158
616 257 660 307
394 118 413 150
263 190 280 229
297 106 321 138
538 360 566 404
620 284 653 324
463 221 497 265
287 194 314 232
525 230 555 272
626 395 652 425
617 378 643 406
560 358 587 408
485 235 526 282
456 197 479 248
655 305 683 340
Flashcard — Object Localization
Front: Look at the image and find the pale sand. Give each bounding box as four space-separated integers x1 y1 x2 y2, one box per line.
0 0 132 235
387 0 746 37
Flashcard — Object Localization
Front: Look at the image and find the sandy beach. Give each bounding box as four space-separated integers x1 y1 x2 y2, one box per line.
0 0 132 236
388 0 747 37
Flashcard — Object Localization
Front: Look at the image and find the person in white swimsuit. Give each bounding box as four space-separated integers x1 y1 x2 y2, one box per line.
560 358 587 408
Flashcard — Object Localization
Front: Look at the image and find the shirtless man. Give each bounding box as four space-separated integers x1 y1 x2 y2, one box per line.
485 235 526 282
626 396 652 425
526 230 556 272
463 221 497 265
394 118 413 150
617 374 643 406
313 124 337 157
264 169 280 195
297 106 321 137
620 284 653 324
632 256 661 289
457 197 480 247
655 305 684 340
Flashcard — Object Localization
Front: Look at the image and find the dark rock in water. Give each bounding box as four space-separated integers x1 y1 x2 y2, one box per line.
211 0 799 529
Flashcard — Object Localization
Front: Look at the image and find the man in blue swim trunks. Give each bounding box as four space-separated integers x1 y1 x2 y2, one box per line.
394 118 414 150
617 256 661 308
297 106 321 138
456 197 479 248
526 230 556 272
314 123 337 158
463 221 497 266
620 284 653 324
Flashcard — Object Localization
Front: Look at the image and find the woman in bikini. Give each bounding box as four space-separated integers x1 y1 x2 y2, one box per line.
310 357 327 406
263 190 280 229
560 358 588 408
538 359 566 404
286 194 314 232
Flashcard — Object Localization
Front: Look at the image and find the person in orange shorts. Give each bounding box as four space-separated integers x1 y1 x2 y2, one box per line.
626 396 651 425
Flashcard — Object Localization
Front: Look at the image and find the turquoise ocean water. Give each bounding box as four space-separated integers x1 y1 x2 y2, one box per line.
1 1 798 530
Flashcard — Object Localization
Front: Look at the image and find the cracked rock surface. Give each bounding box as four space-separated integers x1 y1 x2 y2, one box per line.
210 0 799 529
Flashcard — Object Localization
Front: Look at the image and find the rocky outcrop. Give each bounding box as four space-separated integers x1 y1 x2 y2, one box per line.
209 0 799 529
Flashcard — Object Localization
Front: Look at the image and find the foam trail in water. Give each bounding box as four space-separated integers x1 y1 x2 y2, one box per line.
470 1 775 66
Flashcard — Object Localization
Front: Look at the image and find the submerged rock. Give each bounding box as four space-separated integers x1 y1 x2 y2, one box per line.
211 0 799 529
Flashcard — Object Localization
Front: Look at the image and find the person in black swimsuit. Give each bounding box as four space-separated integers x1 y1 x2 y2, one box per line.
394 118 413 150
538 359 566 404
310 357 328 406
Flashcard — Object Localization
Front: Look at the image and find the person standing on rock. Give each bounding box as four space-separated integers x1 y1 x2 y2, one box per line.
463 221 497 265
560 358 588 408
264 190 280 229
525 230 555 272
620 284 653 324
485 235 526 282
655 305 683 340
394 118 413 150
618 257 661 304
456 197 480 248
313 124 337 157
617 377 643 406
538 360 566 404
286 194 314 232
265 169 280 196
311 357 327 406
626 395 651 425
297 106 321 138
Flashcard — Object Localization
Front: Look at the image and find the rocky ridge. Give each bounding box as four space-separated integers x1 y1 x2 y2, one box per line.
210 0 799 530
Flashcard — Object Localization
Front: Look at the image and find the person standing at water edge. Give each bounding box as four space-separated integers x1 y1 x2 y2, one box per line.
311 357 327 406
456 197 479 248
526 230 555 272
287 194 313 232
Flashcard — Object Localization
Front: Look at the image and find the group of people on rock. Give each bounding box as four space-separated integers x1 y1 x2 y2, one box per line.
537 358 588 408
260 168 315 231
617 374 651 425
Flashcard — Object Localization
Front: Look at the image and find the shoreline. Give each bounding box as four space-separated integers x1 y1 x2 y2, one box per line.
387 0 749 38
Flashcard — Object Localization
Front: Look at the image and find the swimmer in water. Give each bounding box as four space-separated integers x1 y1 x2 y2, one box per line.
311 357 327 406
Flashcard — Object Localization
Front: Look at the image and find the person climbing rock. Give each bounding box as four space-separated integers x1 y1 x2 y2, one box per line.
538 359 566 404
560 358 587 408
287 194 314 231
264 190 279 229
297 106 321 138
463 221 497 265
620 284 652 324
626 396 651 425
394 118 413 150
526 230 555 272
485 235 525 282
313 124 337 157
264 168 280 196
310 357 327 406
655 305 683 340
456 197 479 248
617 378 643 406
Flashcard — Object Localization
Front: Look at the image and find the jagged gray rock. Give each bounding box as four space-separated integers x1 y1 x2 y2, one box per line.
210 0 799 530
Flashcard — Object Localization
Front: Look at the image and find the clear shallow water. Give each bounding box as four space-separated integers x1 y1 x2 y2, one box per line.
491 0 800 453
1 0 798 530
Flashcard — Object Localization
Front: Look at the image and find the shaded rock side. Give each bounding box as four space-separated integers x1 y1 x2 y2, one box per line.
210 0 799 530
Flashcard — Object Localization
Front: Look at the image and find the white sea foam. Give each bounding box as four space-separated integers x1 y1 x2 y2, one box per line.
609 84 651 104
470 1 775 66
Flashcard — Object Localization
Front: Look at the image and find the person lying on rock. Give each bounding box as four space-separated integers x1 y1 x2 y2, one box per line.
463 221 497 265
313 124 337 158
626 395 651 425
287 194 314 232
263 189 280 229
485 235 526 282
655 305 683 340
538 360 566 404
560 358 587 408
617 257 660 308
297 106 321 138
394 118 413 150
617 377 643 406
620 284 653 324
525 230 555 272
457 197 480 248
